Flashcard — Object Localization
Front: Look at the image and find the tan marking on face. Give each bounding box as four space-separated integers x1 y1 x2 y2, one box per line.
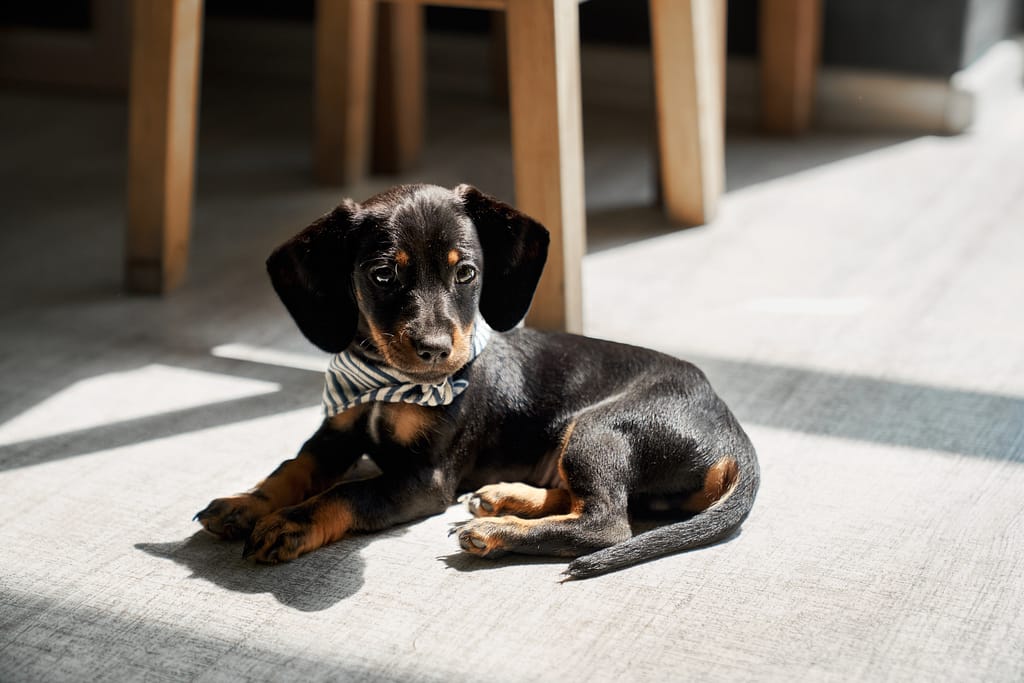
383 403 437 446
327 404 368 432
395 250 410 268
450 319 474 366
365 318 399 366
370 316 470 378
682 456 739 512
447 249 461 266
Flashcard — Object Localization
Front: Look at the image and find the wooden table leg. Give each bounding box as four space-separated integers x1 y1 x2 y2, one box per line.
506 0 585 333
372 1 425 174
314 0 376 185
760 0 822 134
649 0 726 226
125 0 203 293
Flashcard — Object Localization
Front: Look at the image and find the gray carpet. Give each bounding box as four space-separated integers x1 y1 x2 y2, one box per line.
2 30 1023 682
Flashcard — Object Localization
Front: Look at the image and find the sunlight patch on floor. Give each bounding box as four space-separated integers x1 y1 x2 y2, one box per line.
0 364 280 447
742 296 872 316
211 343 328 372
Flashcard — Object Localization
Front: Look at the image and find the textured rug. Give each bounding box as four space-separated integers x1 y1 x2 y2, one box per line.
2 40 1023 682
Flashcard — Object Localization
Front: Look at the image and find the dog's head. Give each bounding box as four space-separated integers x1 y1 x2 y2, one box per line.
267 184 549 382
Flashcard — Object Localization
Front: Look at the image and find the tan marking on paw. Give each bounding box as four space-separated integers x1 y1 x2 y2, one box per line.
254 454 319 508
456 512 585 557
456 519 507 556
245 498 354 564
470 482 572 518
196 493 273 540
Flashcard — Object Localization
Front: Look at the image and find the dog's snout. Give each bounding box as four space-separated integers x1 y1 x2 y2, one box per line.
412 332 453 363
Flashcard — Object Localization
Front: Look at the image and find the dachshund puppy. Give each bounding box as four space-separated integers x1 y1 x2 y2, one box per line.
196 184 759 579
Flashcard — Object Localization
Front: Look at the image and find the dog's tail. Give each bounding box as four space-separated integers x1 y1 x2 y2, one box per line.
562 441 760 581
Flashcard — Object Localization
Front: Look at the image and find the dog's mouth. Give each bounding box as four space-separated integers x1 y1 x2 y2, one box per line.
388 344 472 384
395 365 459 385
370 331 475 385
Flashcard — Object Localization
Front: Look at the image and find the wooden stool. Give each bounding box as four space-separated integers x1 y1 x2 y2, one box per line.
306 0 729 333
124 0 819 331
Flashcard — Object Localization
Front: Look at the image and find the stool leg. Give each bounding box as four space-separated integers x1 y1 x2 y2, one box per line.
125 0 203 293
649 0 725 225
506 0 585 334
372 1 425 174
314 0 376 185
760 0 822 134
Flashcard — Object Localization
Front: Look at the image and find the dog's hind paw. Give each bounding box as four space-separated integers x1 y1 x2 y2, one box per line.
452 519 508 558
463 493 494 516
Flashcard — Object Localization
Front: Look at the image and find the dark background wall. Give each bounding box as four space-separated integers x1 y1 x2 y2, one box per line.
3 0 1022 78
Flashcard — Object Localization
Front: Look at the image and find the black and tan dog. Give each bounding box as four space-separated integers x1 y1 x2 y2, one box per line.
195 183 759 579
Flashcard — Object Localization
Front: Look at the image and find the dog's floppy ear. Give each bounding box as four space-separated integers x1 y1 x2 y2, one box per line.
266 201 361 353
457 184 550 331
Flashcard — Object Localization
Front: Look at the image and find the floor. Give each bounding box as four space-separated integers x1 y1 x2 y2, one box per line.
1 28 1023 682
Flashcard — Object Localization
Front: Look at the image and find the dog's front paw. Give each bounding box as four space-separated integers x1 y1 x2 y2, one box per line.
451 518 509 558
194 494 271 540
242 508 324 564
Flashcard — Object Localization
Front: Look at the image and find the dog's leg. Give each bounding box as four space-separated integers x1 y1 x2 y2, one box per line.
242 467 454 563
195 407 368 540
455 418 633 558
462 482 572 518
454 510 632 559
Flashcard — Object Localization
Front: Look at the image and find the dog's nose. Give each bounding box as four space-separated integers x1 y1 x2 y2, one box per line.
412 333 452 363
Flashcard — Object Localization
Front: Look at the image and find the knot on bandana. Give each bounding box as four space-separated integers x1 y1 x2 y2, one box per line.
322 318 491 416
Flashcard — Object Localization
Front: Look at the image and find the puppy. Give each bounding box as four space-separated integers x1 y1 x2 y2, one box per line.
196 184 759 579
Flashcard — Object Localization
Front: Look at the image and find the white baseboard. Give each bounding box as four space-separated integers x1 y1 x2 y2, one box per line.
727 36 1024 134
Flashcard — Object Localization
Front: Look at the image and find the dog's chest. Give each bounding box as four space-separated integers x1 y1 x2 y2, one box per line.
367 402 439 447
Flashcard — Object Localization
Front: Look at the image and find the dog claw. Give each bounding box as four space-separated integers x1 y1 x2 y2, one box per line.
470 537 487 549
194 496 267 540
462 493 494 516
194 503 218 523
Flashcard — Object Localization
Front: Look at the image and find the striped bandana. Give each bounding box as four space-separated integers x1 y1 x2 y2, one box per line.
322 318 492 416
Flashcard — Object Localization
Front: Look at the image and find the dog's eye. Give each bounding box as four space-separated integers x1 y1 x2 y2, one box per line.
370 265 397 287
454 264 477 285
